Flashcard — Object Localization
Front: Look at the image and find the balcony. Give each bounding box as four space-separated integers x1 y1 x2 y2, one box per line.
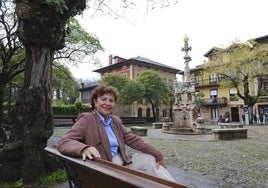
195 78 222 88
257 89 268 102
200 97 228 107
257 96 268 103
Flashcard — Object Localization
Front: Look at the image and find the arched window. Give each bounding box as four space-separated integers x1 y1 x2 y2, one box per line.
146 108 150 117
138 108 142 117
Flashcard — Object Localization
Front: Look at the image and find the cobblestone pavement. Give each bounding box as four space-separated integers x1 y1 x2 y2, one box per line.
48 124 268 188
145 125 268 188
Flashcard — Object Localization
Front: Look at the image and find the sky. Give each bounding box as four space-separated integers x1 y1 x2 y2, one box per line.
70 0 268 80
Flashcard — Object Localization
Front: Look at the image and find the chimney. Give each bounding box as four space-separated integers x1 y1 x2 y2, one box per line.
108 55 113 65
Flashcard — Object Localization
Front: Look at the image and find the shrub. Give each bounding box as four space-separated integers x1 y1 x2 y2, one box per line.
39 169 67 186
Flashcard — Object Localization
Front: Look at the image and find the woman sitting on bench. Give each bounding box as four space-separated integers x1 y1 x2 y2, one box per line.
57 85 175 182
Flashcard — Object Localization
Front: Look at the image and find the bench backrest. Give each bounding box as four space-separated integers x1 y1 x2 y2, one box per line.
45 146 188 188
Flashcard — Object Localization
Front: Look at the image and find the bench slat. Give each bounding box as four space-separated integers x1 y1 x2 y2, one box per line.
45 146 188 188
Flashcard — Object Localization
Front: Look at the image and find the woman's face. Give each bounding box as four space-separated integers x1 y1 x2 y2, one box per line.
94 93 116 117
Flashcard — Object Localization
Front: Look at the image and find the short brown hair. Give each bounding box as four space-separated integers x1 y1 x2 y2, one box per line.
90 85 119 109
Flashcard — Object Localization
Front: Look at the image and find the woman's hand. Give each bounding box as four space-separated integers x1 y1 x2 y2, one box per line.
156 159 167 169
81 146 101 161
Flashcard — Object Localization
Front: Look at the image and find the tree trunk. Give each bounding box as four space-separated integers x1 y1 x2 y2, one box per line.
0 47 54 184
0 0 87 185
12 47 54 184
22 47 54 184
0 84 5 136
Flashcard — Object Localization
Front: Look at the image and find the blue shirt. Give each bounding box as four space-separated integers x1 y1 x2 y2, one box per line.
96 112 119 157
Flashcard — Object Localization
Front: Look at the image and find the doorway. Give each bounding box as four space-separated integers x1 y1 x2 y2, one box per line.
231 107 239 122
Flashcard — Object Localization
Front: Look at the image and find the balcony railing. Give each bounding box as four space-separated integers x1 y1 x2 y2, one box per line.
199 97 228 107
195 78 223 87
257 96 268 103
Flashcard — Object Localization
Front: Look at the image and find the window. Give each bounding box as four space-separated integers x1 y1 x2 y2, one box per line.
263 80 268 89
218 74 225 82
81 91 90 103
209 89 218 103
194 74 199 85
211 107 218 119
209 73 217 83
146 108 150 117
195 90 201 100
229 88 239 101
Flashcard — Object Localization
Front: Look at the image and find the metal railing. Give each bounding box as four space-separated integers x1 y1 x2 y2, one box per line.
195 78 224 87
200 97 228 106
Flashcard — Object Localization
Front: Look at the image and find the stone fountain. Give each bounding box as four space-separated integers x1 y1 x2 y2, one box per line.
162 35 206 135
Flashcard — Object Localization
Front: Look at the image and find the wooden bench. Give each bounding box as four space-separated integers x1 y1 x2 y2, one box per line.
130 126 148 136
54 115 77 127
45 146 188 188
120 117 147 124
213 128 248 140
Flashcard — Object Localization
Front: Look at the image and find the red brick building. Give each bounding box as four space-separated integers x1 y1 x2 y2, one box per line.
80 55 180 120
